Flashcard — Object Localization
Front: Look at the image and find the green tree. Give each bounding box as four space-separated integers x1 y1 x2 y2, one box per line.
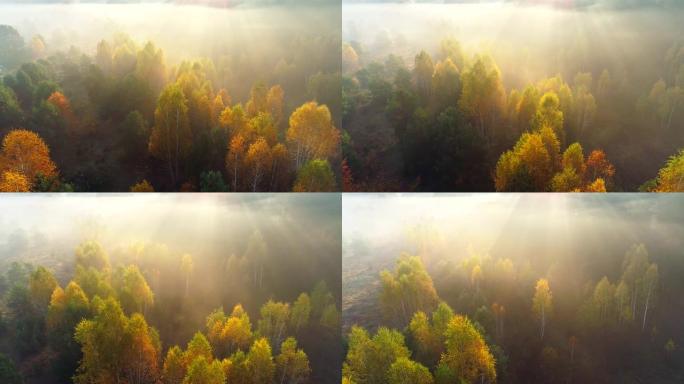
0 83 22 130
387 357 433 384
380 254 438 327
199 170 229 192
75 240 110 271
46 281 90 380
562 142 586 178
532 92 565 144
258 300 290 350
163 346 186 384
0 353 22 384
343 326 411 384
414 50 434 102
276 337 310 384
290 293 311 333
432 58 461 111
74 297 161 384
113 264 154 315
182 356 225 384
439 315 496 384
292 159 336 192
458 55 505 140
592 276 616 325
28 266 58 310
246 338 276 384
120 110 150 161
185 332 213 367
149 83 192 186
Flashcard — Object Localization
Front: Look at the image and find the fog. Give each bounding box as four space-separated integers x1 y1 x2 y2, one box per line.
343 2 683 90
0 1 340 102
343 193 684 335
0 193 341 311
343 193 684 270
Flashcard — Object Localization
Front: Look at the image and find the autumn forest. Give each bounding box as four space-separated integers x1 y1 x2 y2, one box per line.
0 2 341 192
342 194 684 383
342 1 684 191
2 1 684 384
0 194 342 384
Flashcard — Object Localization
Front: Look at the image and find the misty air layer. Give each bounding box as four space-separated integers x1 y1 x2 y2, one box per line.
0 194 342 384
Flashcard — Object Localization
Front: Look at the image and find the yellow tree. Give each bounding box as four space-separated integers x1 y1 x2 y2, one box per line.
585 178 607 192
74 297 161 384
210 93 227 128
585 150 615 184
267 85 285 127
125 313 162 383
220 304 253 354
149 83 192 186
246 137 272 192
0 171 29 192
226 134 247 191
275 337 310 384
0 129 57 186
249 112 277 145
286 102 340 170
439 315 496 384
130 180 155 192
246 338 275 384
655 148 684 191
246 83 269 118
220 104 249 138
532 278 553 339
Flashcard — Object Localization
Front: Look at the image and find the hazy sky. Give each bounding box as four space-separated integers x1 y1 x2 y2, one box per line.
343 194 684 265
0 193 341 268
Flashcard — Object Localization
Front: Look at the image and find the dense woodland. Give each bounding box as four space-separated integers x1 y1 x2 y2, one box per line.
342 195 684 383
0 194 342 383
342 2 684 191
0 2 341 191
